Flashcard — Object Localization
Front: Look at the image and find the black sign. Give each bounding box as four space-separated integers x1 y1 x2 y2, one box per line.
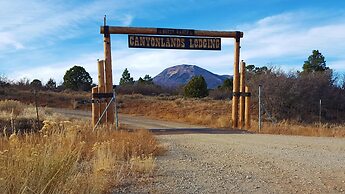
157 28 195 36
128 35 221 50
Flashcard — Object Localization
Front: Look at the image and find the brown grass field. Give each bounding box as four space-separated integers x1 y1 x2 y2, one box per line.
0 92 344 192
0 100 163 193
118 94 345 137
1 89 345 138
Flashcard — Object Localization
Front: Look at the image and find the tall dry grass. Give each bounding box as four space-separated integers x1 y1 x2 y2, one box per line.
0 100 25 119
0 121 162 193
0 100 163 193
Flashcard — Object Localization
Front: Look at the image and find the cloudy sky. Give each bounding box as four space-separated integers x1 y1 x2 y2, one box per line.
1 0 345 84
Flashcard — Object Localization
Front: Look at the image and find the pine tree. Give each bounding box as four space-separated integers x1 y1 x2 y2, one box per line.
184 76 208 98
45 78 56 90
303 50 329 73
119 68 134 85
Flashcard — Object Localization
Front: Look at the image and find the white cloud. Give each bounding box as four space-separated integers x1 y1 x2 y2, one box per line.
331 60 345 71
117 14 134 26
0 0 135 52
4 8 345 85
0 32 24 50
240 11 345 72
8 52 102 84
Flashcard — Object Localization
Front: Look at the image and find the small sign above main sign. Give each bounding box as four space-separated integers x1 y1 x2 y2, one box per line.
157 28 195 36
128 35 221 50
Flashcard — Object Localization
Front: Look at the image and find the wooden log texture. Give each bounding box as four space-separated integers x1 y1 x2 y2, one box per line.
100 26 243 38
91 87 99 127
104 34 115 124
245 86 251 129
97 60 106 124
98 59 105 86
231 38 240 128
239 60 246 129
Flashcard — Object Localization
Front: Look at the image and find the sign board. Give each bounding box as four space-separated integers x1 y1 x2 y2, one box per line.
157 28 195 36
128 35 221 50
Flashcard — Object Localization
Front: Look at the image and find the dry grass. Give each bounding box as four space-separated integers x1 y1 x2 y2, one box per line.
118 95 345 137
0 100 25 119
250 120 345 137
118 95 231 128
0 89 90 109
0 100 164 193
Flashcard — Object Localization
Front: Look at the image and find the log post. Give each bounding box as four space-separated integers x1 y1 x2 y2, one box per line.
104 28 115 124
232 33 241 128
239 60 246 128
98 59 106 124
92 87 99 127
245 86 251 129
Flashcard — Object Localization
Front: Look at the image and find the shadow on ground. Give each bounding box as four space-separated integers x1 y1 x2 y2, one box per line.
149 128 254 135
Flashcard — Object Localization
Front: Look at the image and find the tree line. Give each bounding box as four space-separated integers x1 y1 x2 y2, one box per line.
115 50 345 123
1 50 344 123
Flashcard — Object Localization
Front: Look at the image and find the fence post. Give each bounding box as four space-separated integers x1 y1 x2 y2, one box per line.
92 87 100 127
98 59 106 124
104 22 115 125
231 34 241 128
319 99 322 127
245 86 251 129
239 60 246 129
34 90 40 130
258 85 262 133
114 90 119 129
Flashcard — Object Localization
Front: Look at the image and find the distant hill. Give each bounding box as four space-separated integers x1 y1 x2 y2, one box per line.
153 64 232 89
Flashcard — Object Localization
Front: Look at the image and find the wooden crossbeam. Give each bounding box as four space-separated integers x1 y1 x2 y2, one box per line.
100 26 243 38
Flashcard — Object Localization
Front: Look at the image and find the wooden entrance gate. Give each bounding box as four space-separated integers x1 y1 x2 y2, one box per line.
92 18 251 129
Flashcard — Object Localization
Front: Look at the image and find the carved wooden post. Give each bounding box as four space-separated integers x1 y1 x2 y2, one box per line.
232 32 241 128
239 60 246 128
245 86 251 129
103 25 115 124
92 87 99 127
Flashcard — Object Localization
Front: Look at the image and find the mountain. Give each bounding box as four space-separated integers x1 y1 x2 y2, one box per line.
153 64 232 89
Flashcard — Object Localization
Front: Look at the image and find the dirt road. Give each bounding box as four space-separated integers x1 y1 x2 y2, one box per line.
125 134 345 193
48 108 207 129
50 108 345 193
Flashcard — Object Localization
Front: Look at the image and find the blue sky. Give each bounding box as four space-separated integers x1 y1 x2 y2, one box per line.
1 0 345 84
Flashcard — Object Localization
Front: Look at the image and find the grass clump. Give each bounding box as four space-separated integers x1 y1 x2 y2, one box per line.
0 100 24 118
0 122 162 193
0 119 163 193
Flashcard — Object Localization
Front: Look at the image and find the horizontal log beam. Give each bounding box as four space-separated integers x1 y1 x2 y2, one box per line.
100 26 243 38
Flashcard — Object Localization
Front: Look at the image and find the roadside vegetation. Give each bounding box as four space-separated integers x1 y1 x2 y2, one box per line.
0 100 163 193
0 50 345 138
116 95 345 137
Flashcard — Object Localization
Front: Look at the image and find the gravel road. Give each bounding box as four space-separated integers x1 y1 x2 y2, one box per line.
48 108 205 129
121 134 345 193
49 108 345 193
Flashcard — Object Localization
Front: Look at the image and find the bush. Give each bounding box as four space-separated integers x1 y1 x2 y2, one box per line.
246 67 345 123
209 89 232 100
63 66 92 91
45 78 57 90
183 76 208 98
30 79 42 89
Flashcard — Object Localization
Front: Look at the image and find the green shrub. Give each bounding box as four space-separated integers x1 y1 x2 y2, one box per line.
183 76 208 98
